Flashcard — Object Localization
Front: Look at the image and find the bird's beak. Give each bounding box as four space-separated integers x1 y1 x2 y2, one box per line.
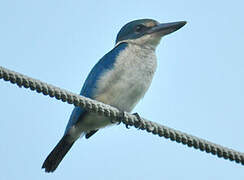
147 21 187 36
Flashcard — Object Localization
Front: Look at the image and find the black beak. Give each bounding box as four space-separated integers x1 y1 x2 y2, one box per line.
147 21 187 36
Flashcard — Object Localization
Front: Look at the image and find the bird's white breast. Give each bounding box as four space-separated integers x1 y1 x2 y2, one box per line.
74 43 157 134
95 43 157 112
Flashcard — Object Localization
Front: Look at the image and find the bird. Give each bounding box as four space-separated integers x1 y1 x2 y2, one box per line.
42 18 186 172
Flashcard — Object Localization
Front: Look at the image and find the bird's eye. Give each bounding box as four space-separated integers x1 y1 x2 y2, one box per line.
135 24 146 32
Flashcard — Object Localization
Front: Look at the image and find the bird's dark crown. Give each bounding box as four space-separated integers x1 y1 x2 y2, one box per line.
115 19 159 44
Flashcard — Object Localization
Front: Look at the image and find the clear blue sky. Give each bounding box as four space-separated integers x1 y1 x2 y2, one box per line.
0 0 243 179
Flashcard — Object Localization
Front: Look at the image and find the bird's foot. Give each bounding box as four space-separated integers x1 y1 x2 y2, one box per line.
111 111 142 129
133 112 142 129
111 110 125 125
125 112 142 129
114 111 130 129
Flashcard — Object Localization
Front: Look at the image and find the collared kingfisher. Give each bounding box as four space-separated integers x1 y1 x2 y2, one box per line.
42 18 186 172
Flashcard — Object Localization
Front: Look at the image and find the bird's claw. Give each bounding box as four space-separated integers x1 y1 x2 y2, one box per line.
133 112 142 129
111 111 125 125
113 111 142 129
110 118 117 124
117 111 130 128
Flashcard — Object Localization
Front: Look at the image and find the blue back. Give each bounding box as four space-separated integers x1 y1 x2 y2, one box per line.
64 42 128 134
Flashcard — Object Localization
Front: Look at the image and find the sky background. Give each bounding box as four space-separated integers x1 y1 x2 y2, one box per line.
0 0 243 179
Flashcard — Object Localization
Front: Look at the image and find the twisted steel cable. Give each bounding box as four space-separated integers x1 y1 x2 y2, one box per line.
0 65 244 165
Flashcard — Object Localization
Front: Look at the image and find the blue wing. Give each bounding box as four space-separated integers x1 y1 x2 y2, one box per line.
64 43 128 134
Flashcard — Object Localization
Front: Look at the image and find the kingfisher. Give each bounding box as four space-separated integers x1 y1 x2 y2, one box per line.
42 18 186 172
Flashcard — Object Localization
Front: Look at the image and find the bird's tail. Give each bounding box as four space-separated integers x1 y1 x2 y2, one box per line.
42 135 74 172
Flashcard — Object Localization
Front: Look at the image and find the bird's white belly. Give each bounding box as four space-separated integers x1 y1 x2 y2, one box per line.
76 44 157 133
77 71 153 132
95 44 157 112
96 73 150 112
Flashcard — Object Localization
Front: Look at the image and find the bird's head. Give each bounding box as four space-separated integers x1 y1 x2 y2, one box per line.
115 19 186 50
